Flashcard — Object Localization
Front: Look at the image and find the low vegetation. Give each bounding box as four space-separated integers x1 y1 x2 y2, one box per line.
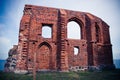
0 69 120 80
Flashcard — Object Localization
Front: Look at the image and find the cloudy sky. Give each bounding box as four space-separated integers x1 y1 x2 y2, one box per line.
0 0 120 60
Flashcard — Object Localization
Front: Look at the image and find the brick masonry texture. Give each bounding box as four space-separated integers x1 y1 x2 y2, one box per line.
14 4 114 72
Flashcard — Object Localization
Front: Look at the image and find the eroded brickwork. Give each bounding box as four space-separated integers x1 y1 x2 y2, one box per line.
4 45 18 72
15 5 114 72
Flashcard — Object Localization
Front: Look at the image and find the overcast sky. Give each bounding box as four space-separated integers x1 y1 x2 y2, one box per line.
0 0 120 59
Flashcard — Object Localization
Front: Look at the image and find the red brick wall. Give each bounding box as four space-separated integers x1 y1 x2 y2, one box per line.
16 5 114 71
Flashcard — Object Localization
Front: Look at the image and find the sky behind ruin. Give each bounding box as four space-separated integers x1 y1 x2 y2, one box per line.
0 0 120 59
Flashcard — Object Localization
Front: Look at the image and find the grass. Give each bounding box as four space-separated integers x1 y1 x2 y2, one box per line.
0 69 120 80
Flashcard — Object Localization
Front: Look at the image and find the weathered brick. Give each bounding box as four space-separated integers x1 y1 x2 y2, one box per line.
14 5 115 72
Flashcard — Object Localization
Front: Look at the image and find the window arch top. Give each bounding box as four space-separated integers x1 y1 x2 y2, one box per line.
67 21 81 39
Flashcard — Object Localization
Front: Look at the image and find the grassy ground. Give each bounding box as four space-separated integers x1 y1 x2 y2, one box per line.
0 69 120 80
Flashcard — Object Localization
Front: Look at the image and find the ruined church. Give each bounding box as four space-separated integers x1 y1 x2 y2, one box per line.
5 5 115 72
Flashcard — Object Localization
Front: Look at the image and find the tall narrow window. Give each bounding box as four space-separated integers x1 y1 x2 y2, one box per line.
42 24 52 38
67 21 81 39
95 23 100 42
74 47 79 55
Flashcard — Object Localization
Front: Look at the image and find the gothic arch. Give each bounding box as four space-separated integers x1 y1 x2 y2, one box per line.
67 17 84 39
95 23 101 43
38 42 51 50
37 42 52 70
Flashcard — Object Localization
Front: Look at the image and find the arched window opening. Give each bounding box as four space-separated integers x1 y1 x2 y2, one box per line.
74 47 79 55
42 25 52 38
67 21 81 39
95 23 100 42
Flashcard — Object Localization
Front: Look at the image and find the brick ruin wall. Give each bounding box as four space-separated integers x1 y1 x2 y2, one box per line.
5 5 115 72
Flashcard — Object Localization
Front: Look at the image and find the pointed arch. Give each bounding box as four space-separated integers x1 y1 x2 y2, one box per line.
67 21 81 39
38 42 51 49
37 42 52 70
67 17 84 39
95 23 101 43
